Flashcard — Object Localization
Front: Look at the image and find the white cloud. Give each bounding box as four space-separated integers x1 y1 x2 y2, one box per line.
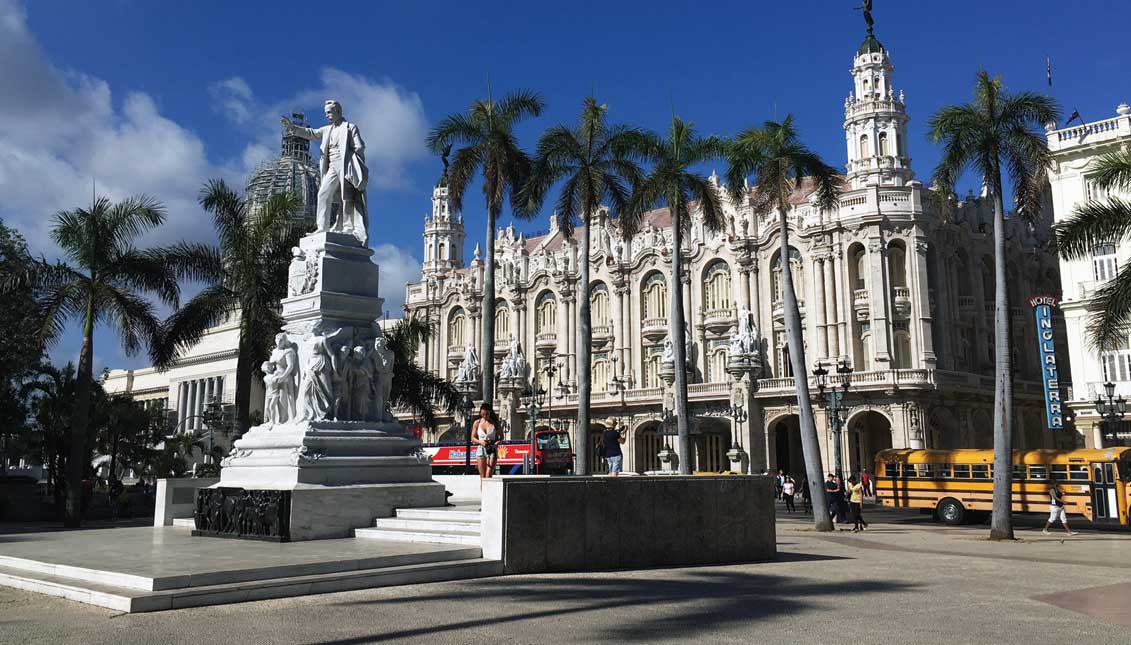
372 243 421 316
217 69 430 190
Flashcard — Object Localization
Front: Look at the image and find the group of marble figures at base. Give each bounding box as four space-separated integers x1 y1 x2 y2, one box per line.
261 324 395 426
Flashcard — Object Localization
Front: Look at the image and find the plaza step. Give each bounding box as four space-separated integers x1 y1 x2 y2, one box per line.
0 557 501 613
171 517 195 528
354 506 483 545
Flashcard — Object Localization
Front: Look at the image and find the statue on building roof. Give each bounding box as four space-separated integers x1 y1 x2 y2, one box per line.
856 0 874 35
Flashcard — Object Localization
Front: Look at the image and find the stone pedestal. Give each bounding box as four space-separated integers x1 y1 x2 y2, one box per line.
203 231 445 542
657 447 679 472
727 446 749 474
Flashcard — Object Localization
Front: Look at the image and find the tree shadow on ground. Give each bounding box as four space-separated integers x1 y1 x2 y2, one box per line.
316 567 917 644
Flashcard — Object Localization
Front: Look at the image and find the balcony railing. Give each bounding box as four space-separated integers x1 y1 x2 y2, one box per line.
535 332 558 351
703 307 734 330
958 295 975 312
641 317 668 340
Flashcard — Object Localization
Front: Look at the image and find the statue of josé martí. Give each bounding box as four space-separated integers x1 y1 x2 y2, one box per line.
282 100 370 245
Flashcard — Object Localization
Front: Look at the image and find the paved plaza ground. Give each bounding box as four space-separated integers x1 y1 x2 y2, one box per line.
2 505 1129 644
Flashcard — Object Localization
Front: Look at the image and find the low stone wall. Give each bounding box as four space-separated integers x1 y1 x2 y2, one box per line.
481 475 775 574
154 477 218 527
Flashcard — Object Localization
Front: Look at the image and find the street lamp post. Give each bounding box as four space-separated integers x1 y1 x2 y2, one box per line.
459 382 476 475
813 358 853 479
1094 381 1126 445
522 380 548 474
727 402 748 451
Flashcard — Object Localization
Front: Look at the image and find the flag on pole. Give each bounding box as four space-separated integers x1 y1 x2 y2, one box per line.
1046 56 1052 87
1066 109 1083 126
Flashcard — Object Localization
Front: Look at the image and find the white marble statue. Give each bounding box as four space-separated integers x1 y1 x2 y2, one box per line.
729 305 759 355
287 248 306 297
499 335 528 380
330 343 352 421
262 361 286 425
456 343 479 384
297 324 343 421
281 100 369 245
662 336 676 364
370 335 395 421
266 333 299 423
350 345 372 421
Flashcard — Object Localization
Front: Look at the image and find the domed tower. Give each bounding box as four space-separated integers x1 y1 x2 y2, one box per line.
843 22 913 189
422 153 466 275
245 112 320 226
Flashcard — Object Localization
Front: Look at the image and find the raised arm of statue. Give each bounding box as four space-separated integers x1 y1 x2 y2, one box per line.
281 117 323 141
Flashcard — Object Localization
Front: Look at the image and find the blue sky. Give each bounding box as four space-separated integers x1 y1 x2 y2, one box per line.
2 0 1127 371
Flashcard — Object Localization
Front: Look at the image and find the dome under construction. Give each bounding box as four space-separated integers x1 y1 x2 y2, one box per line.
245 112 320 225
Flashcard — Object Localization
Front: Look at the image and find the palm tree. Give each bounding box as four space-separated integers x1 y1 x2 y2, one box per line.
929 70 1059 541
427 89 545 404
17 196 179 527
1053 149 1131 349
625 116 726 475
518 96 647 475
155 180 306 435
725 116 841 531
384 317 462 430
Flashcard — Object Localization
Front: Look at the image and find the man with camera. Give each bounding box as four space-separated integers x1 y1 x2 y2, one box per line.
600 425 627 476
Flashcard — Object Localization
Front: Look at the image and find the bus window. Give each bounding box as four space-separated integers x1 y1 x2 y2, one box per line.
918 464 936 478
936 464 952 478
1012 464 1025 480
953 464 970 478
1068 465 1089 481
1028 465 1047 480
884 463 900 477
971 465 990 479
902 464 917 478
1119 462 1131 482
1050 464 1068 481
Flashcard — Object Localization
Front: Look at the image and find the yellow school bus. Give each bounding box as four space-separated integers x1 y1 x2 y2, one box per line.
874 448 1131 526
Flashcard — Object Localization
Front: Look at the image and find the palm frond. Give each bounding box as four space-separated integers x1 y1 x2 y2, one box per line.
1086 261 1131 351
153 284 235 370
1053 198 1131 260
94 283 161 358
1090 149 1131 193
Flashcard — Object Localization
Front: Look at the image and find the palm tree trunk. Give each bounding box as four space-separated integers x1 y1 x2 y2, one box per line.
234 320 255 436
481 208 496 404
778 206 833 531
670 215 692 475
65 298 95 528
576 211 593 476
989 176 1015 540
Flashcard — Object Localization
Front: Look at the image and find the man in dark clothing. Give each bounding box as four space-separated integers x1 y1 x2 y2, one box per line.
601 426 626 476
834 474 850 523
825 474 840 525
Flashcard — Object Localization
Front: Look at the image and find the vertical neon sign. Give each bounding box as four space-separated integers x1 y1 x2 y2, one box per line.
1029 295 1063 430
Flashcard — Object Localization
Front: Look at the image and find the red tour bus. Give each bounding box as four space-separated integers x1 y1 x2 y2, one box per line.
424 430 574 475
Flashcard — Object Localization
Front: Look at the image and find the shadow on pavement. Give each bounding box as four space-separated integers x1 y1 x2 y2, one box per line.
317 568 914 644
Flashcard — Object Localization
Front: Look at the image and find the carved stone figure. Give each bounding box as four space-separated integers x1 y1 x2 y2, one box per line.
267 333 299 423
287 248 306 297
499 335 528 381
456 343 479 384
729 305 759 356
350 345 372 421
370 336 395 421
662 336 676 364
281 100 369 245
297 324 342 421
262 361 285 425
330 343 351 421
857 0 874 34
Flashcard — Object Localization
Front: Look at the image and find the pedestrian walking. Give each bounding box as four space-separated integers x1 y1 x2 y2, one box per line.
834 474 850 524
825 474 840 525
801 478 812 514
861 468 872 497
472 403 500 481
782 476 796 513
775 469 785 502
1043 481 1074 536
848 475 868 532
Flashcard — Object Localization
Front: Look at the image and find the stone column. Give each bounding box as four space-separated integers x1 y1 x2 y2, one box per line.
911 238 936 367
833 249 849 359
738 266 752 311
867 237 892 366
824 253 840 359
813 257 829 359
177 382 188 430
188 380 199 431
612 285 625 379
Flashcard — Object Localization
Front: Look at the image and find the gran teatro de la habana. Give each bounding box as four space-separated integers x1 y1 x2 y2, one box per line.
402 30 1074 476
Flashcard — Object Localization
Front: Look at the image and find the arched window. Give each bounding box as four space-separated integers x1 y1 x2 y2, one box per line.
772 248 804 302
888 243 907 288
709 346 729 383
774 330 792 378
494 305 510 340
703 261 732 311
425 243 432 262
447 307 466 348
591 283 611 326
592 355 610 391
878 132 889 156
852 246 868 290
644 350 662 388
859 134 870 159
536 291 557 334
862 78 870 95
642 272 668 320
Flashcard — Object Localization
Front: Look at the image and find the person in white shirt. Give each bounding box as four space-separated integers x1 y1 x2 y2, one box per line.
781 476 796 513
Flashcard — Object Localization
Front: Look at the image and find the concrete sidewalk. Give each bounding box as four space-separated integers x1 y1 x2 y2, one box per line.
2 505 1129 644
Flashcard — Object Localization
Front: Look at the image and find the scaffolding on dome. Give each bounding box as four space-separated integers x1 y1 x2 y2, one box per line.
245 112 320 227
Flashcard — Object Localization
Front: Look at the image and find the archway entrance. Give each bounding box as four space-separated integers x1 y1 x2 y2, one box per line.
849 411 892 475
771 415 804 479
634 422 663 473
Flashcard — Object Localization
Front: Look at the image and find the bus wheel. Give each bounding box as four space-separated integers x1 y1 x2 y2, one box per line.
936 498 965 526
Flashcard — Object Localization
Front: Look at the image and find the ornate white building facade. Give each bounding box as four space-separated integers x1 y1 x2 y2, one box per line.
1047 103 1131 448
403 30 1073 475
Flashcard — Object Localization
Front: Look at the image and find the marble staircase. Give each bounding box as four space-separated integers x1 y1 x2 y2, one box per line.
355 506 482 546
